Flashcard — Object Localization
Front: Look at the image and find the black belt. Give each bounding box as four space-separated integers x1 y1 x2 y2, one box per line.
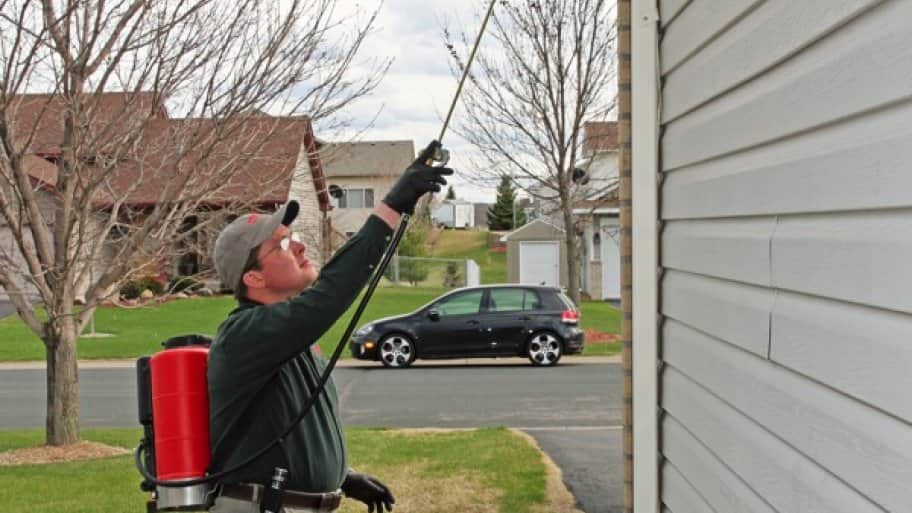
220 483 342 511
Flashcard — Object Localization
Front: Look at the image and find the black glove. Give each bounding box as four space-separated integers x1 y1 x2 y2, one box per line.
341 471 395 513
383 140 454 214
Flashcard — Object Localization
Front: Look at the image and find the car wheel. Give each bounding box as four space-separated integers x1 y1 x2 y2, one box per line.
526 331 563 366
378 333 416 368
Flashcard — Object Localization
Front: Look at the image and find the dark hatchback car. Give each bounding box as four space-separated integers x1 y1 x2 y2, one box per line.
350 285 584 368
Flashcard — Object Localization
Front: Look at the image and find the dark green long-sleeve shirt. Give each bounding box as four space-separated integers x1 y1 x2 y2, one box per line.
207 215 393 492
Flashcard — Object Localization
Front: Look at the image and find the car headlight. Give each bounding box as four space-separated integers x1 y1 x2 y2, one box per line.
354 324 374 336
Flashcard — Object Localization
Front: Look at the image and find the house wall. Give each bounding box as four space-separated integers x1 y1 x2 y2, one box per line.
325 175 396 235
0 192 111 303
0 225 36 303
288 143 326 265
505 222 569 287
657 2 912 513
582 150 618 198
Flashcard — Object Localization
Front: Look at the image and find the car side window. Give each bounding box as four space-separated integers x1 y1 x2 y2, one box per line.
489 289 542 312
436 290 484 316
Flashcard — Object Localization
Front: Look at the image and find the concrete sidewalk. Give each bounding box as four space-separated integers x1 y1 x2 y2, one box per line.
0 354 621 370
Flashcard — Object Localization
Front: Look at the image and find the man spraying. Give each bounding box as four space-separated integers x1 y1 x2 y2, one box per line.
207 141 452 513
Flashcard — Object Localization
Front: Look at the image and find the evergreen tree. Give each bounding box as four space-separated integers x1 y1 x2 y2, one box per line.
514 201 527 227
487 175 521 230
445 185 456 200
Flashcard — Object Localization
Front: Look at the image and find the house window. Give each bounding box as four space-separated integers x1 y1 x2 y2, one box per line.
338 188 374 209
592 232 601 261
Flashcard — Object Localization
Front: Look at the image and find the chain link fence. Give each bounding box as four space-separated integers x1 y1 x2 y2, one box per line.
385 256 480 288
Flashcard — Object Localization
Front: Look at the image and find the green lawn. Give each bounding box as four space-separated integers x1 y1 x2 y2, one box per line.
0 289 620 361
428 229 507 284
581 300 621 333
0 427 548 513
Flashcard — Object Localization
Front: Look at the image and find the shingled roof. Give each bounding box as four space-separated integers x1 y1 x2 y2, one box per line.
92 116 311 207
321 140 414 177
6 93 327 209
7 92 168 155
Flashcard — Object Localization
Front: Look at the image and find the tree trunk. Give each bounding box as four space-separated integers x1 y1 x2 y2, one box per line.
564 206 581 306
45 326 80 446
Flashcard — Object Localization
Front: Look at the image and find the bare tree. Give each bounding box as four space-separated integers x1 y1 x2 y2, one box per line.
0 0 387 446
445 0 616 304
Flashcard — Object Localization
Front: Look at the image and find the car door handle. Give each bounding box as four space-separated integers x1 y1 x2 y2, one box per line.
519 316 531 321
467 320 479 325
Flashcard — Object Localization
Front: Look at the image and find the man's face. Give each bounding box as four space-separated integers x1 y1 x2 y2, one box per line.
254 225 318 296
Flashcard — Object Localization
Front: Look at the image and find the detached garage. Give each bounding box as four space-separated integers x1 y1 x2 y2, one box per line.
501 219 568 288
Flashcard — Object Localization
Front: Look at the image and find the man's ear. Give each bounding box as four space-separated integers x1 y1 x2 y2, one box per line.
241 269 265 290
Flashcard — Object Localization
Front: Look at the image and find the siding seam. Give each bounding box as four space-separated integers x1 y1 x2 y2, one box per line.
668 297 912 427
665 253 912 318
767 214 779 360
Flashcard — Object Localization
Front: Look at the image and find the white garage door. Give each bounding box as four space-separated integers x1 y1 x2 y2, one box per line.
519 241 560 286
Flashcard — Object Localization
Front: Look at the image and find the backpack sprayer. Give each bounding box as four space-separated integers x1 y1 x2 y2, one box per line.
133 1 497 510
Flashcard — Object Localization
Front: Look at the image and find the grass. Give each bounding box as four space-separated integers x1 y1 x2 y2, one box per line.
0 229 620 361
0 289 620 361
0 427 548 513
0 296 237 362
428 229 507 284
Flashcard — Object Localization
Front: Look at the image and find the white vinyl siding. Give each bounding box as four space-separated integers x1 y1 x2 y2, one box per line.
657 2 912 513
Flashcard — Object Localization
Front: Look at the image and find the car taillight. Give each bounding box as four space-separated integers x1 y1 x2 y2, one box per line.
561 310 580 324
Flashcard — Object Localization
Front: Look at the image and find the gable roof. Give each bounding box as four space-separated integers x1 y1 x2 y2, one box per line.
321 140 414 177
93 116 311 207
500 218 565 242
7 92 169 155
583 121 618 155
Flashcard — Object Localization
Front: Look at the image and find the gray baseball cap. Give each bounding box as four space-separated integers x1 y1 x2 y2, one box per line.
213 200 300 289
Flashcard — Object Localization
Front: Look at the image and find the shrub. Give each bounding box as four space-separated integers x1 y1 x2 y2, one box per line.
119 280 143 300
443 262 462 287
119 275 165 299
139 275 165 295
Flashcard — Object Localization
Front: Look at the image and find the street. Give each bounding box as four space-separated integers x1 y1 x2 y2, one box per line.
0 360 623 513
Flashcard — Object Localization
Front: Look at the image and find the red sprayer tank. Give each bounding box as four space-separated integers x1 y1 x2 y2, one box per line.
150 345 210 481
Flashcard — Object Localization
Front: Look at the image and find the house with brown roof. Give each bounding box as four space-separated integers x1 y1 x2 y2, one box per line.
318 140 415 237
0 92 330 301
